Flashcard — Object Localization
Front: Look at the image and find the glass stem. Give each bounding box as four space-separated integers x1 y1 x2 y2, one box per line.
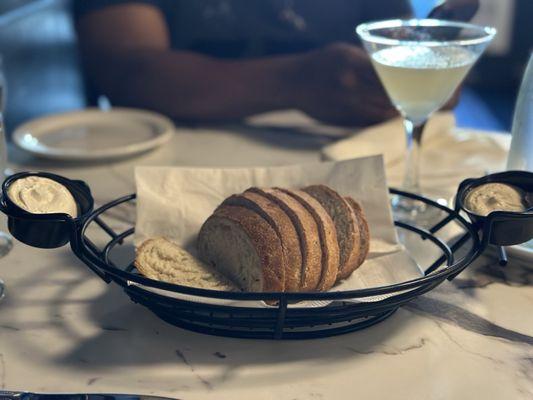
402 118 426 194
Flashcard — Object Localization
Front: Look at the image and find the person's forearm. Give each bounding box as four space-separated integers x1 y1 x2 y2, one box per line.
88 49 299 122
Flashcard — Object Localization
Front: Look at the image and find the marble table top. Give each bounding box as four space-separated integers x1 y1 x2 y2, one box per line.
0 115 531 400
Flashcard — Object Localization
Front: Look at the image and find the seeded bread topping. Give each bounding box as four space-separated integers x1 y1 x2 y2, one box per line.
7 176 78 217
464 183 527 216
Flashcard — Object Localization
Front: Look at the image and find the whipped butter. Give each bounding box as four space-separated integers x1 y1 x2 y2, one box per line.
7 176 78 217
464 183 526 216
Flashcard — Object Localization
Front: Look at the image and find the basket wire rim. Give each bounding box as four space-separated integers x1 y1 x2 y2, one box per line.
75 188 481 303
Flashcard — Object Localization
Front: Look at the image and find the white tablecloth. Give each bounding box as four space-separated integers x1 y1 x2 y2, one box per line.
0 110 531 400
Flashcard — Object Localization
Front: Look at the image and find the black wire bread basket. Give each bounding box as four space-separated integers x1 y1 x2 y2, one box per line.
1 170 532 340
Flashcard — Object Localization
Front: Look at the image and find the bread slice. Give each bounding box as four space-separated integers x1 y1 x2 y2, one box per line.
279 188 339 291
302 185 361 281
248 187 322 291
345 196 370 270
222 191 302 292
135 237 236 291
197 205 284 292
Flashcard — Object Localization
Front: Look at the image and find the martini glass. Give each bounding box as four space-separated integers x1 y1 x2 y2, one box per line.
356 19 495 222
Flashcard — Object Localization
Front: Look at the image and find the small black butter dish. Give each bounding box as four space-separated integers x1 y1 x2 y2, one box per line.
0 172 94 248
456 170 533 247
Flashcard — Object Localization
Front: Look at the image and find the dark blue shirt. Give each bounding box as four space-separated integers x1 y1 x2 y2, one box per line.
73 0 411 58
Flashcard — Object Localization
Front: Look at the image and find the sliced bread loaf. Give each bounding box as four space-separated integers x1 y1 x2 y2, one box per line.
197 205 284 292
345 196 370 270
279 188 339 291
135 237 236 291
302 185 361 281
222 191 302 292
248 187 322 291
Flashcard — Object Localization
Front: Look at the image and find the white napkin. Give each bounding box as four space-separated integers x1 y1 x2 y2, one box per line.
322 112 511 198
322 112 456 166
134 156 423 306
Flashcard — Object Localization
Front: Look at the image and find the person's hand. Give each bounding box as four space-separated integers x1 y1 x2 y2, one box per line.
286 43 398 127
428 0 479 22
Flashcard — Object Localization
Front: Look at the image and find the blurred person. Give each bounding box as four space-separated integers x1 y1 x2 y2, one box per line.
74 0 478 127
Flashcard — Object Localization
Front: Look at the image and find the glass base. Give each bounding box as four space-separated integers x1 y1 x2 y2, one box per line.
391 194 444 225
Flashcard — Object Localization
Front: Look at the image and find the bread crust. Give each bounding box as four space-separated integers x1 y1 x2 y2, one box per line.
279 188 339 291
302 184 361 281
345 196 370 271
205 205 285 292
222 192 302 292
248 187 322 291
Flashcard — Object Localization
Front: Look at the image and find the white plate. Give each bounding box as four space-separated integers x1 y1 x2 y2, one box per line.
13 108 175 161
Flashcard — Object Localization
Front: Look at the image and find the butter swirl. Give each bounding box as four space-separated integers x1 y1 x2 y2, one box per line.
464 183 526 216
8 176 78 217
